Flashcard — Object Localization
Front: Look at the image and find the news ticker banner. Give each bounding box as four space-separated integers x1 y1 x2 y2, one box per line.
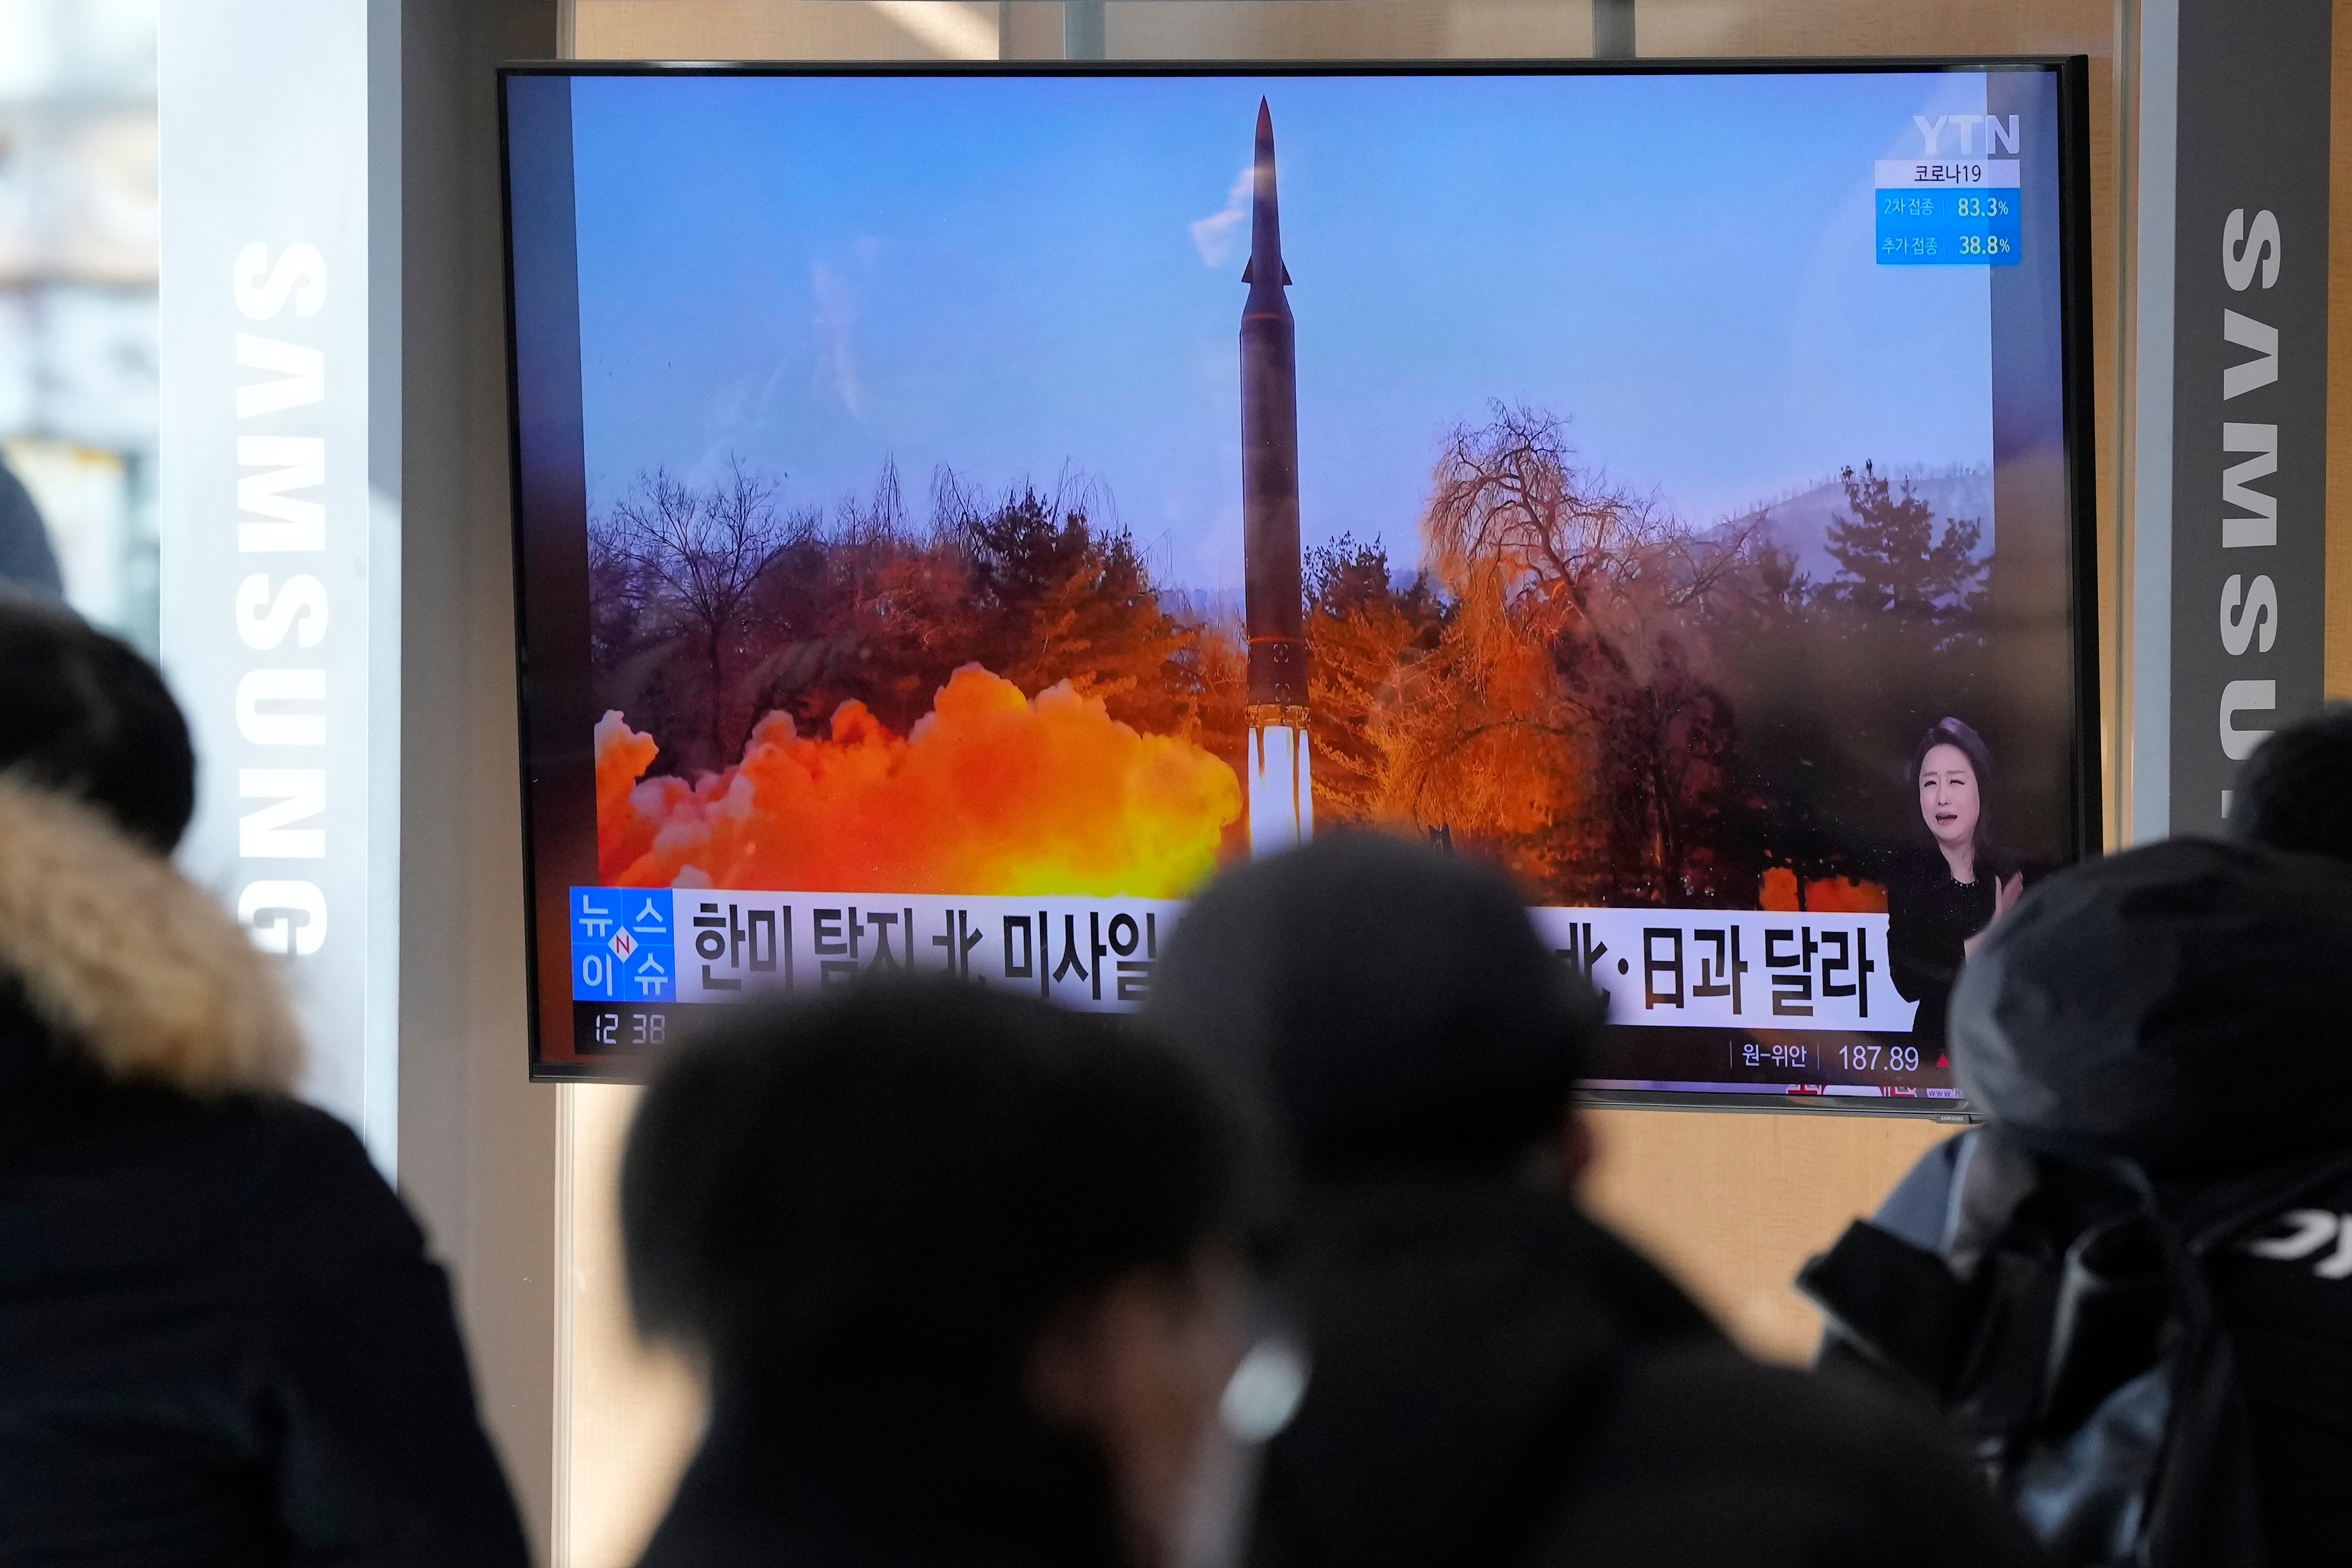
570 889 1918 1035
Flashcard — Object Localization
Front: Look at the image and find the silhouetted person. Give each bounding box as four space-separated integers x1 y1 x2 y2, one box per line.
0 598 528 1564
1147 833 2040 1568
0 461 64 596
1807 839 2352 1566
2229 702 2352 861
623 981 1263 1568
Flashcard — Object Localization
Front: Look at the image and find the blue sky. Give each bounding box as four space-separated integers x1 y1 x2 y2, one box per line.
569 70 1997 594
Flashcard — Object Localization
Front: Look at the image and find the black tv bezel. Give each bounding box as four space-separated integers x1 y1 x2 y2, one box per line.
498 56 2100 1115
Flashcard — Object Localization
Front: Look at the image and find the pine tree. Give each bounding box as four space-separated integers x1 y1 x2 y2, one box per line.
1804 461 1993 857
1821 462 1985 638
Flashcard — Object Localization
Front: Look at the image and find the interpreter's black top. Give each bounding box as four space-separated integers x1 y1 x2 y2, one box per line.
1884 845 2018 1047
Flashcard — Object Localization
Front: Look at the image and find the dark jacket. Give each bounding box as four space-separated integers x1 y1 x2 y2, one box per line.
1252 1179 2043 1568
0 778 528 1566
1861 1133 2352 1568
1820 839 2352 1567
639 1365 1124 1568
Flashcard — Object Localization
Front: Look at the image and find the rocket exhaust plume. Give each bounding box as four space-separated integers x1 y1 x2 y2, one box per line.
1240 97 1312 855
595 665 1241 898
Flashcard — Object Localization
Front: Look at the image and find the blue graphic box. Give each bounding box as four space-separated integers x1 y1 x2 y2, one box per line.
571 888 676 1002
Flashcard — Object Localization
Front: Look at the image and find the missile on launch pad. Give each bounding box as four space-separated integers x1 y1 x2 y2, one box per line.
1239 98 1311 857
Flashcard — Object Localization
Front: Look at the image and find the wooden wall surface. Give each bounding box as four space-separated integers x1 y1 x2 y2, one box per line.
558 1086 700 1568
1582 1106 1956 1355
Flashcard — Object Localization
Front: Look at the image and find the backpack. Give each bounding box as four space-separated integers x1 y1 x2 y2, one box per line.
1799 1129 2352 1568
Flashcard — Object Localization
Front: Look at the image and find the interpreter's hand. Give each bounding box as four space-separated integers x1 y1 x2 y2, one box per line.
1993 871 2024 920
1963 874 2025 958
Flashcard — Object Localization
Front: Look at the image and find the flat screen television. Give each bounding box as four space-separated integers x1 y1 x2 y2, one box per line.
502 59 2098 1107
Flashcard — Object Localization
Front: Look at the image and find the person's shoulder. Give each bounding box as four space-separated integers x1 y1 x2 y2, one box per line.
70 1090 420 1266
0 1085 414 1293
205 1091 374 1162
1533 1348 2040 1567
1870 1128 1972 1249
2 1073 350 1182
158 1098 447 1350
637 1466 864 1568
80 1087 374 1182
199 1097 414 1239
1596 1345 1937 1459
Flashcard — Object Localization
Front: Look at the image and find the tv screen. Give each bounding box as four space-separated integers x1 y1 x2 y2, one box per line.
502 60 2097 1105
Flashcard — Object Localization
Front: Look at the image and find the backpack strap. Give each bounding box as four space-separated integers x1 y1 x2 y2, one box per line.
1800 1218 1987 1403
1801 1146 2352 1568
2137 1151 2352 1568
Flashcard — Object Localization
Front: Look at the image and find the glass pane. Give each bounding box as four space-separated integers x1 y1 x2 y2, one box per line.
0 0 160 652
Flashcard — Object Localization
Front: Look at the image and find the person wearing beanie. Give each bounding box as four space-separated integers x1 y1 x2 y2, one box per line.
2228 703 2352 862
1147 832 2039 1568
1807 838 2352 1566
0 597 529 1565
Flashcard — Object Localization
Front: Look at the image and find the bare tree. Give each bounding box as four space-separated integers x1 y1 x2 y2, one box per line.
1414 404 1761 900
835 455 906 540
1424 404 1754 669
598 459 795 766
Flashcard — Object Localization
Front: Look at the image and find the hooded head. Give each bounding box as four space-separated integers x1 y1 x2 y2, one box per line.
1949 836 2352 1174
0 591 195 852
1145 832 1601 1184
0 596 298 1097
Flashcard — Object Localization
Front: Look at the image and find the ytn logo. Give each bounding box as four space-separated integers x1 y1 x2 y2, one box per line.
1915 115 2020 156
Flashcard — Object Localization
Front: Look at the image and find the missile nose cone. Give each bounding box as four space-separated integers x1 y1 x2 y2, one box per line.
1243 98 1289 292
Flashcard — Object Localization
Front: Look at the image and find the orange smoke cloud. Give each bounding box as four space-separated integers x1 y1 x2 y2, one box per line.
1759 868 1888 914
596 665 1242 898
